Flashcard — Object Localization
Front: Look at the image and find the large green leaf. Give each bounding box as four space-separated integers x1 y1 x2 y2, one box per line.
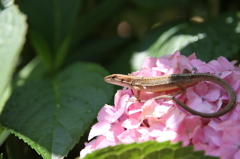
17 0 81 49
84 141 218 159
16 0 82 70
0 5 27 111
0 61 113 159
131 12 240 70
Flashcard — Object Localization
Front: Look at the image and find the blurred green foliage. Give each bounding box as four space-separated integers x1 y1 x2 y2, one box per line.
0 0 239 158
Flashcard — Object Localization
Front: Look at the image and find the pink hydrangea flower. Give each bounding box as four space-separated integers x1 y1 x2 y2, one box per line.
80 51 240 159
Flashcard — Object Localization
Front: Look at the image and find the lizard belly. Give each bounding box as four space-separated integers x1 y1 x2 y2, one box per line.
136 83 180 92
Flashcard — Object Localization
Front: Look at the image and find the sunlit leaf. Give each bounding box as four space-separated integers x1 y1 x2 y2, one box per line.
0 61 113 159
131 12 240 70
84 141 218 159
0 5 27 111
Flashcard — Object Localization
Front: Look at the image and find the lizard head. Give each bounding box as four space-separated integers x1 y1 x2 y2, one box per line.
104 74 132 87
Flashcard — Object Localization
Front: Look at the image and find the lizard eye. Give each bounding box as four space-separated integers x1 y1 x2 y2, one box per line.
111 75 116 79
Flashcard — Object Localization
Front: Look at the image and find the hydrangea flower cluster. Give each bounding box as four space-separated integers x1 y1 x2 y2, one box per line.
80 51 240 159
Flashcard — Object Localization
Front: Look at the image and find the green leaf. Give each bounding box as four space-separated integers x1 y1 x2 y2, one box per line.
17 0 82 70
17 0 81 48
0 0 14 9
0 61 113 159
0 126 10 146
29 30 53 71
84 141 218 159
131 12 240 70
0 5 27 109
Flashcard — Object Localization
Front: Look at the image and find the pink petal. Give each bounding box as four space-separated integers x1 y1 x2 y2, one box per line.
190 59 214 73
222 128 240 145
136 127 152 142
97 105 116 122
110 122 125 136
178 116 202 135
122 118 140 129
234 150 240 159
209 131 222 147
156 51 180 73
156 58 172 73
112 107 126 123
177 55 192 71
236 93 240 103
142 99 164 118
219 108 239 121
204 88 220 102
192 128 205 144
186 93 202 110
115 92 131 111
235 103 240 113
80 145 95 158
142 57 157 68
162 107 185 130
147 116 161 126
233 79 240 92
204 146 220 157
95 135 115 149
153 104 172 117
122 112 142 129
132 67 155 77
219 145 237 159
208 119 222 131
217 56 235 71
175 116 202 146
117 130 137 144
156 130 177 142
208 60 222 74
88 121 111 140
187 53 197 60
151 68 164 76
114 90 122 107
148 122 165 137
195 82 208 96
190 59 205 67
193 142 208 152
128 102 143 115
173 50 181 56
220 71 232 80
195 64 214 74
186 87 199 99
199 100 217 113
